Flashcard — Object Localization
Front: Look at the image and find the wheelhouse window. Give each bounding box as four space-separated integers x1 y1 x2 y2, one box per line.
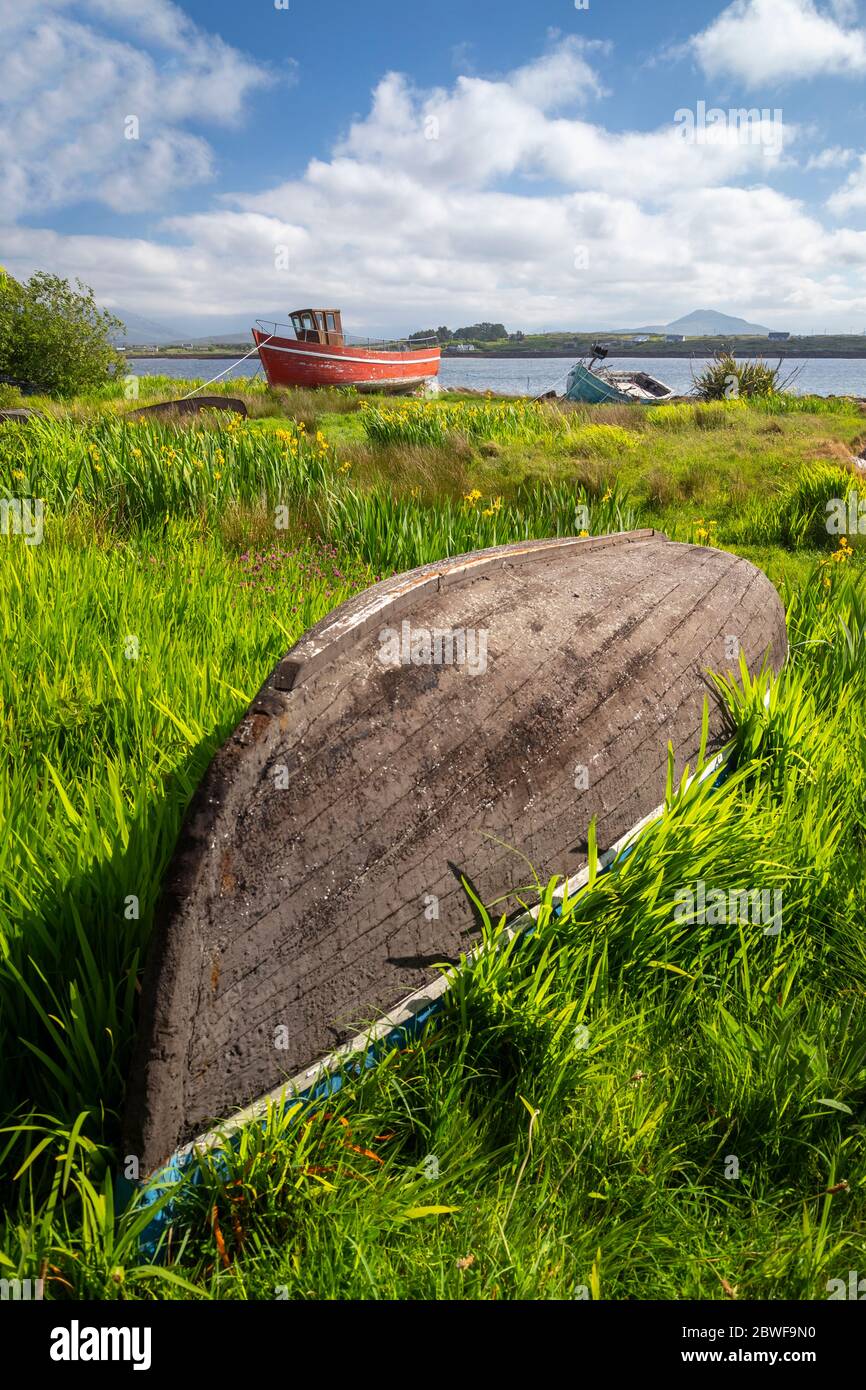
292 311 319 341
288 309 344 345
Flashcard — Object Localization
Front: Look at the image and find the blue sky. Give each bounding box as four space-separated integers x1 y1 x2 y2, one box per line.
3 0 866 336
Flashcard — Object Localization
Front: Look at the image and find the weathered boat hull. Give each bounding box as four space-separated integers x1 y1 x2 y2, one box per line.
125 532 787 1173
566 361 675 404
252 329 441 392
127 396 247 421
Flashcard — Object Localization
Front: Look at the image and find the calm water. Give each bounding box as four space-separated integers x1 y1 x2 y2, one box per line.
127 354 866 398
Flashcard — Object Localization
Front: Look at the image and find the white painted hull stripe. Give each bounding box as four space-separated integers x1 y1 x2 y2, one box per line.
258 341 441 367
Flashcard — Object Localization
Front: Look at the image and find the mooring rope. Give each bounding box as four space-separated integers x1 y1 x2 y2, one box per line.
175 333 275 401
530 367 572 401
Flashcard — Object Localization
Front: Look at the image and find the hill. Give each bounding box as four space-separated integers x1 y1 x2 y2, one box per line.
651 309 771 336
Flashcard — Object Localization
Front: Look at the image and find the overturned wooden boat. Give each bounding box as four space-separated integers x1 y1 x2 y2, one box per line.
0 408 44 425
566 360 675 405
125 532 787 1173
127 396 248 421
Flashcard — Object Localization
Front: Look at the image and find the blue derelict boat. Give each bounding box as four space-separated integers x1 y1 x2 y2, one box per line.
565 344 675 405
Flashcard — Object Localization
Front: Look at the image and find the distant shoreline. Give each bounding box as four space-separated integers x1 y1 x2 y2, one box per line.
444 349 866 360
126 352 250 360
124 348 866 361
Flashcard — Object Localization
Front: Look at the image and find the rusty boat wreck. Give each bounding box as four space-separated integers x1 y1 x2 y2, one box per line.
125 531 787 1177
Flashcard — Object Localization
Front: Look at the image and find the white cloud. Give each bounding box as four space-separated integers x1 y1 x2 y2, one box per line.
828 153 866 210
800 144 856 168
508 37 608 109
805 145 856 170
331 57 791 198
691 0 866 86
2 24 866 332
0 0 273 216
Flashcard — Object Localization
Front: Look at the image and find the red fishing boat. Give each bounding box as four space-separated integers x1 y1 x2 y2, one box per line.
252 309 441 392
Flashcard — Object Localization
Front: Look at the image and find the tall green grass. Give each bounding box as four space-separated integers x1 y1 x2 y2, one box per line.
0 415 637 563
361 398 565 447
729 462 860 550
0 415 333 530
317 480 636 572
0 526 373 1157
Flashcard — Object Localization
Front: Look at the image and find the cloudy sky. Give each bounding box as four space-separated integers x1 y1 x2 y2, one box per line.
2 0 866 337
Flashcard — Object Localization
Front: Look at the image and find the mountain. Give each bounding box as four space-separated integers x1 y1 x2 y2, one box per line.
187 330 255 346
636 309 772 336
109 307 271 346
109 308 185 346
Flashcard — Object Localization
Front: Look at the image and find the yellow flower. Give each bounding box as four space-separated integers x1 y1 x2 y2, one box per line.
11 468 24 481
578 529 590 538
602 488 612 503
463 488 482 505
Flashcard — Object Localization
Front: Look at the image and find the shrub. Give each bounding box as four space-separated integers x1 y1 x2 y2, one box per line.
0 269 125 398
694 353 782 401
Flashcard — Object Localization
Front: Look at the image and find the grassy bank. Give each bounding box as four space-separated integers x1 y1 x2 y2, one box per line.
1 383 865 1299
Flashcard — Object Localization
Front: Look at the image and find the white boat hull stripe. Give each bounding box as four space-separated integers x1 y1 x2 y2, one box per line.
258 341 441 367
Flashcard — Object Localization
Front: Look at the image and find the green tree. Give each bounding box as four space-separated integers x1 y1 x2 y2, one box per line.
410 326 453 343
0 269 125 397
454 322 507 342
